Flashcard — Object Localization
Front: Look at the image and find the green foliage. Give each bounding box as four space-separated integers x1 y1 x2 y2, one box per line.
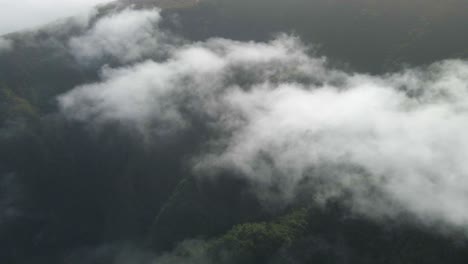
149 175 264 251
1 1 468 263
216 208 308 258
152 208 310 264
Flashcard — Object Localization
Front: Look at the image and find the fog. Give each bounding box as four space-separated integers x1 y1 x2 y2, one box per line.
2 2 468 263
59 8 468 233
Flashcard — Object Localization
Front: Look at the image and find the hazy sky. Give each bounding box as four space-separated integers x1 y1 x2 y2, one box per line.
0 0 114 35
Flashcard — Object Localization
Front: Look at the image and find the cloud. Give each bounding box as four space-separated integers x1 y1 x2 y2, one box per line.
199 60 468 227
58 8 468 232
60 34 320 137
0 0 113 35
69 8 171 63
0 38 13 53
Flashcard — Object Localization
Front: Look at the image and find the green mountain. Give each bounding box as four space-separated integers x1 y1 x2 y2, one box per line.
1 1 468 263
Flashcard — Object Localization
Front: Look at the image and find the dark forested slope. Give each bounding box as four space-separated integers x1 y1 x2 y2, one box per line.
1 0 468 263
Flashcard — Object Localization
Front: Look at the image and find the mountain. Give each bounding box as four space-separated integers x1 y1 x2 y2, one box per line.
1 1 468 263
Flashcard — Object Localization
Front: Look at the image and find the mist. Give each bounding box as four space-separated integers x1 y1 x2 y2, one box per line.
2 2 468 263
69 8 167 63
57 7 468 233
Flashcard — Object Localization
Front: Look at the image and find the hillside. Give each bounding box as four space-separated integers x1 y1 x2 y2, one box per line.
1 1 468 263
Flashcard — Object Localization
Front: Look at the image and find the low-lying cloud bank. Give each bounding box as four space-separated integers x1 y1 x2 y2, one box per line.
59 8 468 232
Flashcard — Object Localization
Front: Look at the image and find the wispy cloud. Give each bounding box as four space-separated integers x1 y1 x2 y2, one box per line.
58 8 468 232
69 8 170 63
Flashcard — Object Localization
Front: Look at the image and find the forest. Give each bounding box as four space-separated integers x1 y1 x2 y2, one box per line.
1 0 468 263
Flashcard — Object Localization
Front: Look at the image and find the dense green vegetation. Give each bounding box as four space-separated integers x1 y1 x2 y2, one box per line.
1 0 468 263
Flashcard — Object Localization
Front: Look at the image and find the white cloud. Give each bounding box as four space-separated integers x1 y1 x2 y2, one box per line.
60 34 319 137
0 0 113 35
200 61 468 228
69 8 167 63
58 8 468 232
